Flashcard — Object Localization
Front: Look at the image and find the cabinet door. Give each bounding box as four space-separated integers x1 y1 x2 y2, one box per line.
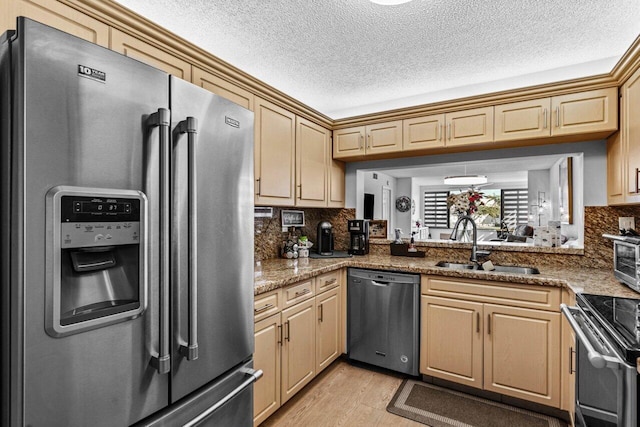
420 296 483 389
2 0 109 47
484 304 560 407
254 97 296 206
403 114 445 151
281 298 316 404
622 69 640 204
295 117 328 207
607 129 625 205
192 67 254 110
110 29 192 81
494 98 551 142
551 87 617 136
316 287 341 374
560 290 576 417
253 313 281 427
328 158 345 208
446 106 494 147
333 126 365 159
366 120 403 155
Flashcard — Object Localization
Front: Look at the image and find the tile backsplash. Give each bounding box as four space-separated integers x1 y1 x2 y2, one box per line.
255 205 640 267
254 207 356 261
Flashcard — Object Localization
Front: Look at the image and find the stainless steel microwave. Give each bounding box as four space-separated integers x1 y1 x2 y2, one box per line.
613 240 640 293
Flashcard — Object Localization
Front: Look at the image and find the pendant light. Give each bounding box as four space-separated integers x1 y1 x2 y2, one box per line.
443 175 488 186
443 165 487 186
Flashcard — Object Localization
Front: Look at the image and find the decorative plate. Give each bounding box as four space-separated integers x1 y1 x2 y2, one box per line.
396 196 411 212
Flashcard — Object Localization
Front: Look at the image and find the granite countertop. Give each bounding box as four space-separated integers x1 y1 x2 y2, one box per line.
254 254 640 299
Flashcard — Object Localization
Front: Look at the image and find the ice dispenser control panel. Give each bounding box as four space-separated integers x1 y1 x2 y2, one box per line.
60 195 141 248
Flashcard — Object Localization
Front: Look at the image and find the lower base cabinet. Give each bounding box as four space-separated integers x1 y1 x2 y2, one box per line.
421 275 562 409
253 271 344 426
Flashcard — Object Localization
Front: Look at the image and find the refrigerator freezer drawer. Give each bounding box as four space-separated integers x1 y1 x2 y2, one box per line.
134 360 261 427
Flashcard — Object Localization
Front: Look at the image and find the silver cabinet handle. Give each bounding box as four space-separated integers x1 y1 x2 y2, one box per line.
476 312 480 333
560 304 622 369
447 123 451 141
178 117 199 362
318 303 324 322
555 106 560 127
324 278 337 286
359 134 364 150
256 178 261 196
543 108 547 129
183 368 263 427
367 134 371 149
254 303 274 314
294 288 311 297
285 320 290 342
569 346 575 374
487 313 491 335
278 324 283 345
437 124 441 141
148 108 171 375
635 168 640 193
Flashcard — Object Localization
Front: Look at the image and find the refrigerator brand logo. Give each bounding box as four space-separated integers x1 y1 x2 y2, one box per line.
78 65 106 83
225 116 240 128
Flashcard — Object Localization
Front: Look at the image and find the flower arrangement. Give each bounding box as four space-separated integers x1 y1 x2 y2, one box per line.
447 189 484 215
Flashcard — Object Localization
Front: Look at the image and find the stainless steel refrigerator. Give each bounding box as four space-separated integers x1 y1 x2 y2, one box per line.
0 18 259 426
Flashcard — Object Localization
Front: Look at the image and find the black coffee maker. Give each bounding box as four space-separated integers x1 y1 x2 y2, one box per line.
348 219 369 255
317 221 334 255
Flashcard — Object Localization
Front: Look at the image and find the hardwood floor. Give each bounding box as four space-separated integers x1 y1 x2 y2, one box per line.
260 358 422 427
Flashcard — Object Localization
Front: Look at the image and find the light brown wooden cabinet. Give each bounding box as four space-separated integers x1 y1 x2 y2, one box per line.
333 121 402 159
560 289 576 424
403 107 493 152
253 312 282 427
253 271 346 425
254 97 296 206
421 275 562 408
608 67 640 205
110 28 192 81
295 117 329 207
328 157 346 208
192 66 254 111
281 297 316 404
1 0 109 47
552 88 618 136
495 89 617 143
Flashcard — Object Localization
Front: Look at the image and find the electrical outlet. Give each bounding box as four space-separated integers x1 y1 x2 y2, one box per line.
619 217 635 231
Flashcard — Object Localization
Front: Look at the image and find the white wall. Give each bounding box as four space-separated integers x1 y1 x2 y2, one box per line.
528 169 551 226
396 178 413 234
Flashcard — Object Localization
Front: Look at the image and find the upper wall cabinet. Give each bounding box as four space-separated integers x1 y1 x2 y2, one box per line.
551 88 618 136
333 120 403 159
192 67 254 111
403 107 494 151
296 117 329 207
608 69 640 205
254 97 296 206
110 29 192 81
495 88 618 142
1 0 109 47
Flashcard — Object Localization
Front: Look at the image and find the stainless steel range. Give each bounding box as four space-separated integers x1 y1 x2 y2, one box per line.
561 293 640 427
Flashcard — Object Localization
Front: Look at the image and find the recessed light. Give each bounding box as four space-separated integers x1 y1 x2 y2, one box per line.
369 0 413 5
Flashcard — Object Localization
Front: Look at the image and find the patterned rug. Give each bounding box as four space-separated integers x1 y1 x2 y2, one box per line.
387 380 568 427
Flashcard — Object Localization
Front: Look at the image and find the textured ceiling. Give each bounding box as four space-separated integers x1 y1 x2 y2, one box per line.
115 0 640 119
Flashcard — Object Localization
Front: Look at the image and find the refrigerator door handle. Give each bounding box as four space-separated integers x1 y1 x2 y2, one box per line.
178 117 199 361
148 108 172 374
183 368 263 427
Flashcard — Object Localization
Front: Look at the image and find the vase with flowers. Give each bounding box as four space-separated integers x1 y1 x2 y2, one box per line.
447 190 484 241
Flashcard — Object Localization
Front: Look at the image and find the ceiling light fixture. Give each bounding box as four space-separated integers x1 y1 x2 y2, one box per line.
443 175 488 186
369 0 413 5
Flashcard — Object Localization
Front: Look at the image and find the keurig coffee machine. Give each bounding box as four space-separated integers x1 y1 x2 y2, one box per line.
348 219 369 255
317 221 334 255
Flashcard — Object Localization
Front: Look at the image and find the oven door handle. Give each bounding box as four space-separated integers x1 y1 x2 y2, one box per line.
560 304 623 369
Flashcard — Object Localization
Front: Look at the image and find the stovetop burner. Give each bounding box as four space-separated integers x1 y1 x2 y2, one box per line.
578 293 640 364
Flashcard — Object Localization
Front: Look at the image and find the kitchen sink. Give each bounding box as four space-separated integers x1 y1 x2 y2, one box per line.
435 261 540 275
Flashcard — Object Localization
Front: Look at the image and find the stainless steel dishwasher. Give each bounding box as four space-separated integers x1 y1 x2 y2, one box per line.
347 268 420 376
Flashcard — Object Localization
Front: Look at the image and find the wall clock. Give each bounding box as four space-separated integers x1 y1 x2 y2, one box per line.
395 196 411 212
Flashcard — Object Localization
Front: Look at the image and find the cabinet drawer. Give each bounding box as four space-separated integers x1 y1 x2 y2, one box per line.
283 280 315 307
315 270 340 294
423 275 561 311
254 289 282 322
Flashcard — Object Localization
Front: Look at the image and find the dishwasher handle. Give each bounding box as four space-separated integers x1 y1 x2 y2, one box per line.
370 280 391 287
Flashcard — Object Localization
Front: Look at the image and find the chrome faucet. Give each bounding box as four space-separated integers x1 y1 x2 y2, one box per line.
450 215 491 263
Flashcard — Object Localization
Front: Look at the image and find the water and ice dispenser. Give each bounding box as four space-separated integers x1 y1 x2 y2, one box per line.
45 186 147 337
